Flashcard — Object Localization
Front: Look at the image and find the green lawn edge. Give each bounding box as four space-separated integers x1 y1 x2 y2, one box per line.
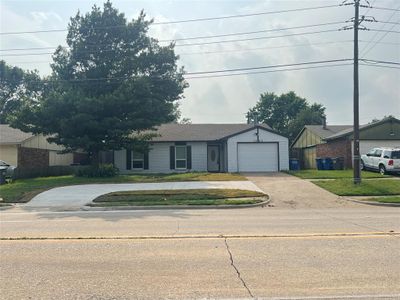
313 179 400 196
284 170 390 179
362 196 400 204
90 188 266 207
0 172 247 204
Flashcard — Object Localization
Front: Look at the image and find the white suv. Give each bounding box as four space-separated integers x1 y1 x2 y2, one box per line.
361 147 400 175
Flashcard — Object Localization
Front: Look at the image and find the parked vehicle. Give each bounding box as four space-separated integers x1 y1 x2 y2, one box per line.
0 160 16 183
361 147 400 175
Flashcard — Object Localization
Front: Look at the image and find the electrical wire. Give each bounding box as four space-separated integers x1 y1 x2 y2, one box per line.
174 29 340 47
0 29 342 57
0 4 343 35
185 63 353 79
371 6 400 12
0 21 346 52
10 59 352 83
360 5 400 57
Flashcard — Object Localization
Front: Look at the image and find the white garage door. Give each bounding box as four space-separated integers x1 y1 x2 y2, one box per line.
237 143 279 172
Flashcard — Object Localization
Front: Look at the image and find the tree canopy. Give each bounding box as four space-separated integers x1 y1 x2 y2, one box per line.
10 1 187 162
247 91 326 142
0 61 42 124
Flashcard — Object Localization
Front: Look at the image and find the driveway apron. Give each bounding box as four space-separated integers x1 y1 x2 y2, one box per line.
24 181 263 209
245 172 361 208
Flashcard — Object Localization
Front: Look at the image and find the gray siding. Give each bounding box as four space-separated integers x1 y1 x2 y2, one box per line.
115 142 208 173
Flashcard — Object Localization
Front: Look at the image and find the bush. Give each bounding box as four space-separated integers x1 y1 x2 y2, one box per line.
75 164 119 178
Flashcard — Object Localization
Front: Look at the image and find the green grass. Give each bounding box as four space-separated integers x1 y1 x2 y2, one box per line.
90 189 266 206
362 196 400 204
313 179 400 196
0 172 247 204
285 169 391 179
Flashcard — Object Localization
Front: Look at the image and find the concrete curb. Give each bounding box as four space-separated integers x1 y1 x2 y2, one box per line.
81 196 270 211
342 197 400 207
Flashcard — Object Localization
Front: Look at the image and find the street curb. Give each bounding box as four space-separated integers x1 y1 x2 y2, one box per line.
81 196 270 211
342 197 400 207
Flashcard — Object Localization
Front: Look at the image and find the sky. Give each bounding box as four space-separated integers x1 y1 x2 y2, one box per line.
1 0 399 125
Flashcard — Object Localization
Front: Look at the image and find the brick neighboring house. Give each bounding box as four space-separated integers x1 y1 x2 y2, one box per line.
0 125 85 169
291 116 400 169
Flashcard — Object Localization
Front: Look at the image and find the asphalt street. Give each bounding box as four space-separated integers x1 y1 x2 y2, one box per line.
1 206 400 299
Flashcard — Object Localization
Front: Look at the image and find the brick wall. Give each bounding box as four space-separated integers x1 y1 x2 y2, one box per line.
18 146 49 169
316 139 352 168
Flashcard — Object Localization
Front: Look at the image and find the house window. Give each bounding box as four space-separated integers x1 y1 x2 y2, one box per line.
175 146 187 169
132 151 144 169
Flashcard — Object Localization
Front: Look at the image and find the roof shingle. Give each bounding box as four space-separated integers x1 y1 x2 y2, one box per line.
0 125 33 145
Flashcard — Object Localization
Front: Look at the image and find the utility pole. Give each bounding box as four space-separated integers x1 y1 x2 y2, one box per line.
353 0 361 184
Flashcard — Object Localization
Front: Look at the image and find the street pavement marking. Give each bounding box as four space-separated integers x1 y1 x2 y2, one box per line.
1 232 399 241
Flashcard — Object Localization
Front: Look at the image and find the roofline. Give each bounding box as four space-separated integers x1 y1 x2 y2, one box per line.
0 142 22 146
290 126 307 148
219 124 287 140
324 116 400 141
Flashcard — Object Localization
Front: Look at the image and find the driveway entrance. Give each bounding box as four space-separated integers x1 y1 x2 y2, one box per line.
245 172 360 208
24 181 263 209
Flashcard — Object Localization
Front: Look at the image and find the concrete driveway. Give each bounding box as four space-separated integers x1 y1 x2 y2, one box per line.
245 172 361 208
25 181 263 209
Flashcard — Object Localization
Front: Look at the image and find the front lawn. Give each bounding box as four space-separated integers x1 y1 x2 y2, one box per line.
286 169 390 179
90 189 266 206
362 196 400 204
313 179 400 196
0 172 247 204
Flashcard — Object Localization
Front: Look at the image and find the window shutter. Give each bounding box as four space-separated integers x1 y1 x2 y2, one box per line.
144 151 149 170
187 146 192 169
170 146 175 169
126 149 131 170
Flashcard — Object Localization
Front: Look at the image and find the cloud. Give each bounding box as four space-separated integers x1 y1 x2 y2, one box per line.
30 11 63 24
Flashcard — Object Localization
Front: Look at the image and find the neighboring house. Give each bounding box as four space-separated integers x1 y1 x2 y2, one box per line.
0 125 80 169
114 123 289 173
291 116 400 169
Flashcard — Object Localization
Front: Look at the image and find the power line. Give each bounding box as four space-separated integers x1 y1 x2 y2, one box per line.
185 63 353 79
4 40 398 64
368 29 400 33
159 21 345 42
360 5 400 57
371 6 400 12
0 21 346 52
185 58 352 75
174 29 340 47
0 29 342 57
0 4 343 36
2 41 354 64
11 59 351 83
360 59 400 65
360 63 400 69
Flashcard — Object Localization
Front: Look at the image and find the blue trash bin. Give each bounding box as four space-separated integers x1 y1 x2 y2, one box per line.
322 158 333 170
316 158 324 170
289 159 300 171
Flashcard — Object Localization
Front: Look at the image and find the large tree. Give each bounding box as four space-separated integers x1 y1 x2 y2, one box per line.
0 61 42 124
11 1 187 163
247 91 326 142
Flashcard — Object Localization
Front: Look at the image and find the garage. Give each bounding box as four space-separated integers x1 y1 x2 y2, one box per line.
237 143 279 172
357 140 400 155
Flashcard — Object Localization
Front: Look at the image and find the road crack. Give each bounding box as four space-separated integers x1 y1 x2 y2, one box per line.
223 237 254 298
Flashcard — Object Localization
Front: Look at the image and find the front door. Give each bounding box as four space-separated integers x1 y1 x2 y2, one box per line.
207 145 220 172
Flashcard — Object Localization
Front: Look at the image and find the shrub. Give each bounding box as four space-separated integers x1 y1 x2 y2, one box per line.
75 164 119 178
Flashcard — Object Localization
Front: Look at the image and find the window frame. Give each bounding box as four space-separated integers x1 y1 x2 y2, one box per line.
132 151 145 170
175 145 187 170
